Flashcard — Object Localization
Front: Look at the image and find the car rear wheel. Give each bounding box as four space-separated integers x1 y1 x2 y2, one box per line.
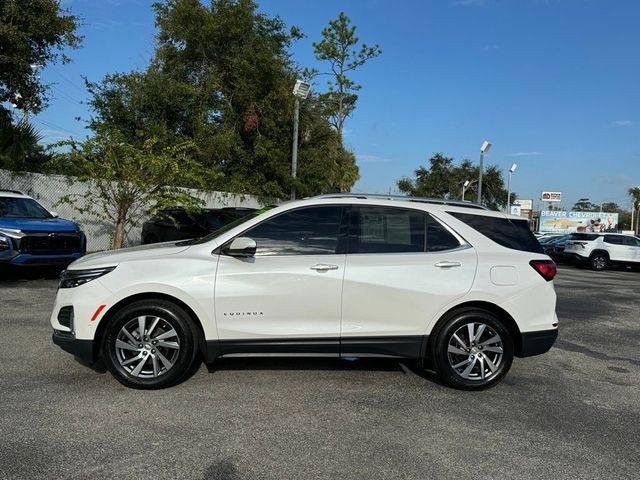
590 253 608 271
102 300 198 389
431 309 514 390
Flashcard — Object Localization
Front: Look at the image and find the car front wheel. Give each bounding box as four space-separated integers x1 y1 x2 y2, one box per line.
431 309 514 390
102 299 198 389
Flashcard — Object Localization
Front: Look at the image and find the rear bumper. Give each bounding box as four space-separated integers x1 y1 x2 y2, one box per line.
518 329 558 357
563 252 587 264
52 330 94 364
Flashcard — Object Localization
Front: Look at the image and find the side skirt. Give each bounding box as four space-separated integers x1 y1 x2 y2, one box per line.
204 336 427 363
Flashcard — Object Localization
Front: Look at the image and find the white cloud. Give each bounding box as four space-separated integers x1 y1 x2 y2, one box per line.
506 152 544 157
612 120 633 127
356 154 394 164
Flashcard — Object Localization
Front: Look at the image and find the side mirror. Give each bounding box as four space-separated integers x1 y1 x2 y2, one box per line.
50 211 59 218
225 237 257 257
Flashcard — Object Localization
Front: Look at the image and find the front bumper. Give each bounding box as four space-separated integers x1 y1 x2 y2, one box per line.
518 328 558 357
52 330 95 364
3 251 83 267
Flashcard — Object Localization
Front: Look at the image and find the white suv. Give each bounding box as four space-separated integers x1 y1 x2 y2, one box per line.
50 195 559 390
564 232 640 270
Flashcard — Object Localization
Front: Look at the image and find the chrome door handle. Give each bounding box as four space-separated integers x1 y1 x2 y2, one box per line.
434 261 461 268
310 264 339 271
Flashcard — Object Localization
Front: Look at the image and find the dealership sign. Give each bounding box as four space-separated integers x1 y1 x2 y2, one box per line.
513 199 533 210
539 210 619 233
541 191 562 202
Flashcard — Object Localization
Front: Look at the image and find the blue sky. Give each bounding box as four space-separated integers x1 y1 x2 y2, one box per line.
34 0 640 210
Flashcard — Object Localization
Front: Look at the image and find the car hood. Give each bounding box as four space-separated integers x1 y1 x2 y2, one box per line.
0 217 79 232
68 241 191 269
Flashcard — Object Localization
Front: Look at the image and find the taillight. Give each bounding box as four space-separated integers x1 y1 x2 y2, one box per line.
530 260 557 281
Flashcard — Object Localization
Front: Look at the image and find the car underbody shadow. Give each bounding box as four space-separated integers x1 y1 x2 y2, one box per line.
205 356 413 374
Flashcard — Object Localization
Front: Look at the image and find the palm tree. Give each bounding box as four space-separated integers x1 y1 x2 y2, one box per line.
629 186 640 234
0 108 47 171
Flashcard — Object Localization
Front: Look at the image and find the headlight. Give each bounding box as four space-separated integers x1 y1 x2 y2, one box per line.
59 266 116 289
0 235 9 250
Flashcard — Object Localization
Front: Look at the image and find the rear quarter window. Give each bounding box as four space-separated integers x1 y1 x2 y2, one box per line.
448 212 543 254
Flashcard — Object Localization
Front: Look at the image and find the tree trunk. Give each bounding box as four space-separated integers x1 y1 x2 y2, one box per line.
112 203 127 249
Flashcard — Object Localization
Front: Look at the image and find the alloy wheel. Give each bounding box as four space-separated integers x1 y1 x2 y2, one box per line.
447 322 504 381
592 255 607 270
114 315 180 378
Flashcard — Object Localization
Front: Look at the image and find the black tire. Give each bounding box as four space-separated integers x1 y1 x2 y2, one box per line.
431 309 514 390
102 299 199 389
590 253 608 271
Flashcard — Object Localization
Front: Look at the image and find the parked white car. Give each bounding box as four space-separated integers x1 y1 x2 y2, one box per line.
564 232 640 270
50 194 558 390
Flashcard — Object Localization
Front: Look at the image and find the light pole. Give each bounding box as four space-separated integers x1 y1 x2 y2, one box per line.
461 180 470 201
291 79 311 200
477 140 491 204
632 201 636 234
506 163 517 213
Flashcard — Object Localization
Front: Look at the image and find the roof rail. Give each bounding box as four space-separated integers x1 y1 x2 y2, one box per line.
310 193 489 210
0 189 25 195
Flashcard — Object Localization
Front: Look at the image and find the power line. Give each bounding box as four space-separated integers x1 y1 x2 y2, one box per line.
50 84 83 106
50 66 86 93
33 118 83 138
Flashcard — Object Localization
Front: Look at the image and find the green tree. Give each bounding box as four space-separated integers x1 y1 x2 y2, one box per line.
0 0 82 115
571 198 599 212
600 202 620 212
51 127 212 249
79 0 358 198
0 109 49 171
397 153 511 211
309 12 381 136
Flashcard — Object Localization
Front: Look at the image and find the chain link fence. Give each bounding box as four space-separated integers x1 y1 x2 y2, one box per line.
0 168 268 251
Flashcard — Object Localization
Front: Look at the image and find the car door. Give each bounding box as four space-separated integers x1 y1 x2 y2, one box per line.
340 206 477 358
603 235 627 261
621 236 640 263
214 205 347 352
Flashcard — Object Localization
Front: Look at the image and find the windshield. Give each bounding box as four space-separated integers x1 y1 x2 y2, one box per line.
181 206 273 245
0 197 53 219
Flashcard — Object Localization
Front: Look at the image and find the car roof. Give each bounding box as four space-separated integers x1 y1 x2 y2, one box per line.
292 194 523 220
0 190 30 199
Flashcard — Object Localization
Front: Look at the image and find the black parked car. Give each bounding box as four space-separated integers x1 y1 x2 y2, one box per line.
141 207 255 244
542 235 569 262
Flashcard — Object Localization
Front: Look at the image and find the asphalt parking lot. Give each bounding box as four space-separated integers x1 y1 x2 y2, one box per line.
0 266 639 480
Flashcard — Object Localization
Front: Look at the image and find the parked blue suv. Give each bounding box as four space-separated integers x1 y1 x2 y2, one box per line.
0 190 86 270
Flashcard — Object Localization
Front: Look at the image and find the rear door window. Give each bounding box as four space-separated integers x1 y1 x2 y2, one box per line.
349 206 426 254
348 207 462 254
447 211 543 254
